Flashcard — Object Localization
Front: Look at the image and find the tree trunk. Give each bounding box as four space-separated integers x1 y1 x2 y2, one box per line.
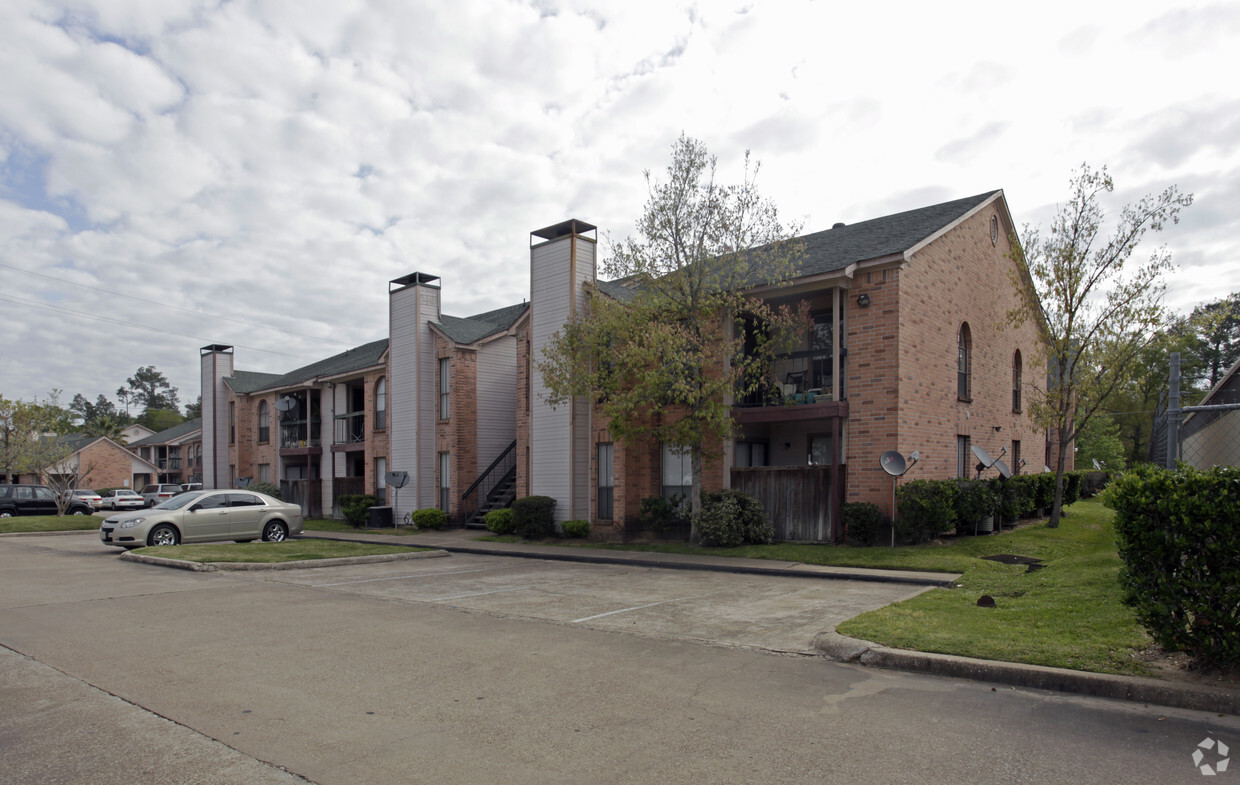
688 446 704 547
1047 426 1071 528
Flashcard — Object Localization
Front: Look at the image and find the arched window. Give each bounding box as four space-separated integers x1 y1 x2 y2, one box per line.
375 377 387 430
1012 350 1023 412
957 323 972 401
257 400 270 443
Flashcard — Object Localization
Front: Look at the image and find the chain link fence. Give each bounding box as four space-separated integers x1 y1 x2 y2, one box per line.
1150 353 1240 469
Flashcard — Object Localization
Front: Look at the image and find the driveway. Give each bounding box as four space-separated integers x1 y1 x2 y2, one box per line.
2 532 1235 785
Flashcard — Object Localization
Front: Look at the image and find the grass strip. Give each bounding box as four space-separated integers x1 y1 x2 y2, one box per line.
1 515 101 534
130 539 430 564
302 518 423 536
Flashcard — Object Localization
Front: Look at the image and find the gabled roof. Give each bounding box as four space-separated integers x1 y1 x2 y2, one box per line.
434 302 528 345
234 339 389 394
128 417 203 447
791 191 1002 277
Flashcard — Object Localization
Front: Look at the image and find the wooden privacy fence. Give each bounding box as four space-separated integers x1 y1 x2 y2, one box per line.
280 479 323 519
731 465 839 542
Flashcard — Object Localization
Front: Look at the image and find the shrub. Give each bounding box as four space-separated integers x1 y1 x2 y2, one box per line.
411 508 447 530
1078 470 1110 498
1031 472 1055 512
895 479 958 544
484 507 515 535
1107 464 1240 665
562 519 591 539
988 478 1021 524
247 481 283 500
512 495 556 539
842 502 884 546
638 495 687 536
1007 475 1040 518
1062 471 1082 507
696 489 773 547
953 480 996 533
339 494 377 527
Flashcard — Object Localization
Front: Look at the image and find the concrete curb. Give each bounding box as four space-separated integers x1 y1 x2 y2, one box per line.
119 549 450 572
813 631 1240 714
0 529 100 537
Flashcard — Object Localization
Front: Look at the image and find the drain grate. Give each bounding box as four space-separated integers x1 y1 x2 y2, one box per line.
981 554 1043 565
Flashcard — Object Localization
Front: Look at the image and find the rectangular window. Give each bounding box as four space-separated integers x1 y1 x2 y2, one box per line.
597 443 614 520
661 444 692 502
439 358 450 420
257 463 270 484
375 457 387 502
229 401 236 444
734 442 767 468
957 435 971 478
438 452 450 511
1012 441 1022 475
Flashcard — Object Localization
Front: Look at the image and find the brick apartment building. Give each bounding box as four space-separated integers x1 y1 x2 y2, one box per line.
203 189 1051 540
23 434 161 491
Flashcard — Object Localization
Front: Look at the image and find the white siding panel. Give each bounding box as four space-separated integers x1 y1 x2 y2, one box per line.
531 239 573 520
200 349 233 490
388 282 441 522
477 337 517 466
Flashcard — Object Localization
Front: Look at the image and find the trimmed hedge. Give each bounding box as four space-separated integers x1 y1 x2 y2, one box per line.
895 480 958 544
843 502 884 546
953 480 996 534
639 495 687 536
247 481 283 500
512 495 556 539
411 508 447 530
484 507 515 535
695 489 774 547
562 519 591 539
339 494 377 527
1106 464 1240 665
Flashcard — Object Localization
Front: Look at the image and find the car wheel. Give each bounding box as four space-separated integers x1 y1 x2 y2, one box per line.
149 524 179 546
0 511 12 518
70 509 87 516
261 521 288 542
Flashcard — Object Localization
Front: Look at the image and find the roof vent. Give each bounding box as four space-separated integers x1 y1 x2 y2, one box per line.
832 222 846 229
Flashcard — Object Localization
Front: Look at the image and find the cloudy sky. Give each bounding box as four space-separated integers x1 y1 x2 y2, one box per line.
2 0 1237 411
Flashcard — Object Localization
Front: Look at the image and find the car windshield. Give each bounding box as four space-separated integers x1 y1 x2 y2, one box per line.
154 490 208 510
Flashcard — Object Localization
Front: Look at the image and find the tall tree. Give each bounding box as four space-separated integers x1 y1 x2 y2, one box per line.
69 393 119 427
539 135 807 544
1186 292 1240 389
0 391 77 493
185 395 202 420
125 366 180 414
1009 164 1192 527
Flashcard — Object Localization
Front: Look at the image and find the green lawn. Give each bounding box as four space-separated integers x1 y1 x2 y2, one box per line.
0 515 101 534
131 539 430 563
303 518 422 536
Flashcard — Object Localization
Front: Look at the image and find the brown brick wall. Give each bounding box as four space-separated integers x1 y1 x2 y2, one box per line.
78 440 141 490
435 340 477 521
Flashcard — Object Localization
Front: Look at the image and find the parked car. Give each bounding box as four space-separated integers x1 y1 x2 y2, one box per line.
64 489 103 509
0 484 94 517
99 490 304 548
100 488 145 511
139 483 183 507
178 483 202 494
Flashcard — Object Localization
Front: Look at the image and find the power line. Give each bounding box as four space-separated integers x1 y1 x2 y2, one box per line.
0 262 356 347
0 294 320 360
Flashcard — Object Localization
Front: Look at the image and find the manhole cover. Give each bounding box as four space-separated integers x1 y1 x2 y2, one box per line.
981 554 1043 565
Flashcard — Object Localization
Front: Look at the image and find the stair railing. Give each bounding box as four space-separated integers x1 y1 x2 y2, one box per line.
460 440 517 522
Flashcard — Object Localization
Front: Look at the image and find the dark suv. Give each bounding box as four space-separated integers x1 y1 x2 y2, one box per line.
0 484 94 517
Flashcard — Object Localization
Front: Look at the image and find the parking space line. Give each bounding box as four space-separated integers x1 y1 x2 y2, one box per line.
431 586 534 601
314 568 490 587
571 595 708 623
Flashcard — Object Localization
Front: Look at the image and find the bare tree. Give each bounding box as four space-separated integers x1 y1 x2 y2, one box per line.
1009 164 1192 527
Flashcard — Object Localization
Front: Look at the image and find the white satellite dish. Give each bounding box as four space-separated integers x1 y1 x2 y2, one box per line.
1091 458 1104 470
274 396 297 412
385 471 410 489
971 444 993 467
994 459 1012 479
880 450 907 477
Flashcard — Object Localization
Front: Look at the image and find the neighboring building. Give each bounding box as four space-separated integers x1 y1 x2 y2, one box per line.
23 435 161 490
119 424 155 445
203 190 1050 539
1180 358 1240 469
127 418 203 488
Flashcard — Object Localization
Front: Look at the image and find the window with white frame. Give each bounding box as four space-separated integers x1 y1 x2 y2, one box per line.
661 444 692 501
257 400 270 443
375 377 387 430
438 359 450 419
438 452 450 511
957 323 972 401
597 443 614 519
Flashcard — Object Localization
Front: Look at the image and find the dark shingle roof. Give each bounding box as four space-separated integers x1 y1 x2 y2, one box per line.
228 370 283 394
236 339 389 393
434 302 528 345
128 417 202 447
792 191 1001 277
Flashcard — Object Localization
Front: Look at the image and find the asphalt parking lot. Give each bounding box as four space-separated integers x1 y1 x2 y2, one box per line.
225 549 934 654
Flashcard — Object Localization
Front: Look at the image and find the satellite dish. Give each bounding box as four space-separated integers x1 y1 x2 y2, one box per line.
274 396 297 412
1091 458 1103 470
1044 465 1052 473
385 471 410 489
971 445 993 466
880 450 907 476
994 459 1012 479
236 476 252 488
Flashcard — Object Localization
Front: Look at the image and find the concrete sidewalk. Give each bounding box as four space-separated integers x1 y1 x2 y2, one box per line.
303 525 961 587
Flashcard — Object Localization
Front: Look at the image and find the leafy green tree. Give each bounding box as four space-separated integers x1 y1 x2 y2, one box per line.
538 135 806 545
125 366 180 414
1009 163 1192 527
1074 414 1127 471
83 415 128 442
0 391 82 511
184 395 202 419
140 409 185 433
1186 292 1240 389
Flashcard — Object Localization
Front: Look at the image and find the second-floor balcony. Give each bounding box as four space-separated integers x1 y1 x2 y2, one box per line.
334 411 366 444
157 458 182 471
735 349 845 407
280 421 321 449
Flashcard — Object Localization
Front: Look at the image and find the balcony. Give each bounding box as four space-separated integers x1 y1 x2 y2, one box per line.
279 422 321 450
735 350 843 407
334 411 366 445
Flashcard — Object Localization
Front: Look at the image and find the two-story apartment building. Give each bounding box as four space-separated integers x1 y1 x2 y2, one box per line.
202 189 1049 540
127 418 203 488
